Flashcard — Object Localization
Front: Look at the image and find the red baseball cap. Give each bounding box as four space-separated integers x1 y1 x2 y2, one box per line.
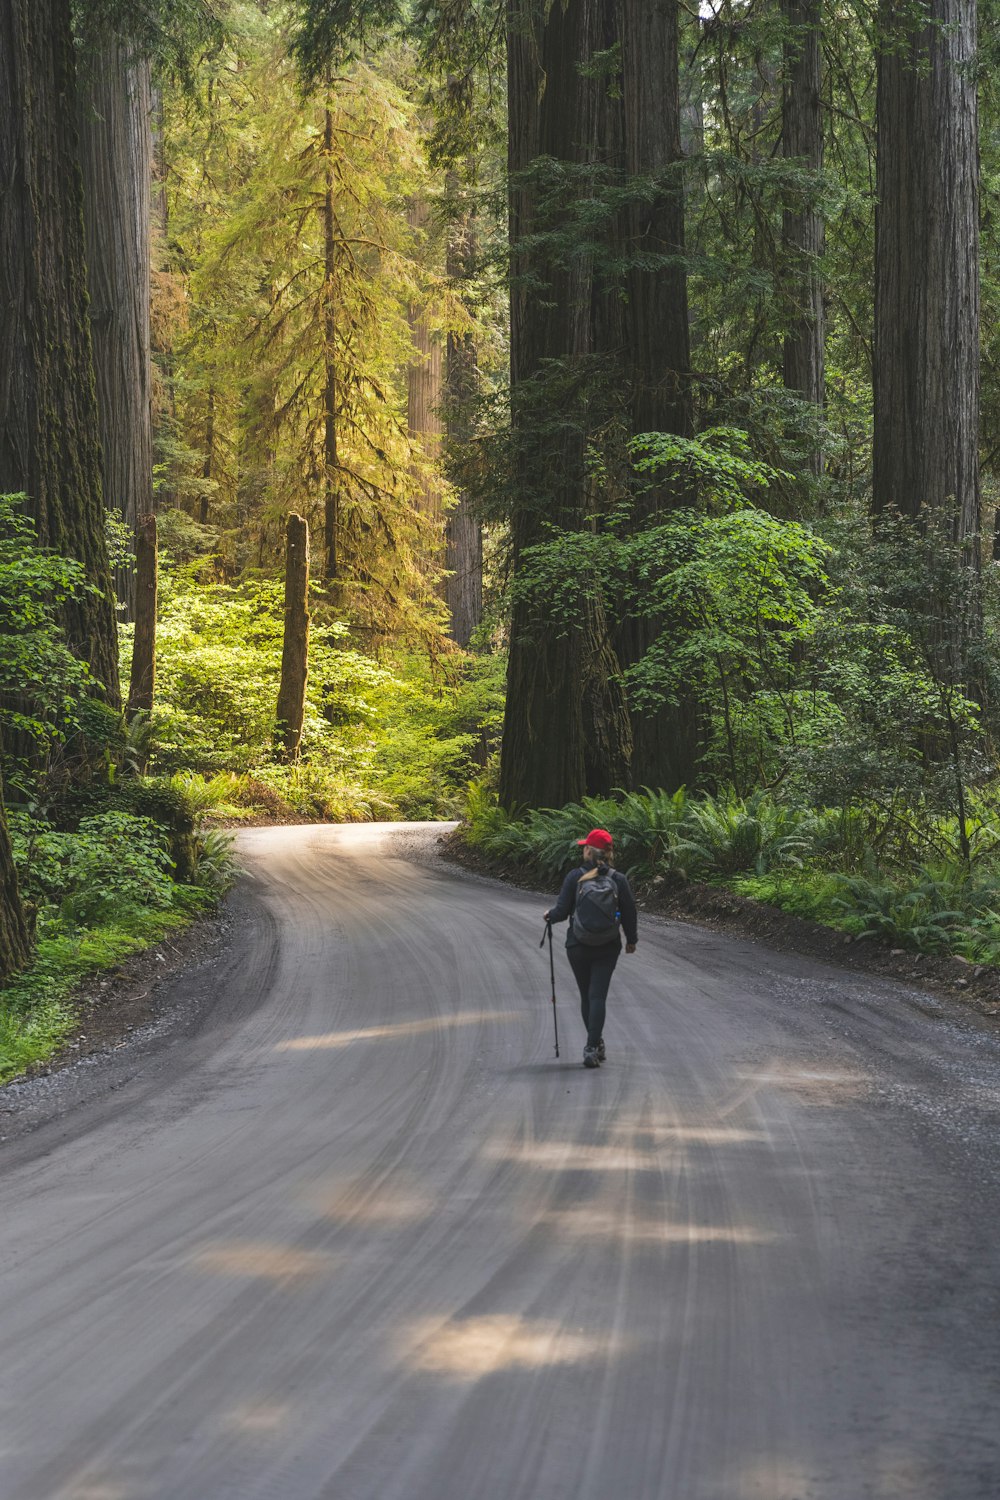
577 828 613 850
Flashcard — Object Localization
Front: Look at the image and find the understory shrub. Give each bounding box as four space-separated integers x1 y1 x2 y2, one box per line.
462 784 1000 965
1 778 239 1083
123 567 506 821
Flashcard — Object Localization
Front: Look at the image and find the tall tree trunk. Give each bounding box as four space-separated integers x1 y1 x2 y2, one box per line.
0 766 30 985
127 512 157 716
781 0 825 465
276 514 310 763
873 0 980 553
0 0 120 705
200 387 215 525
614 0 698 792
619 0 692 446
322 103 340 587
77 30 153 617
500 0 632 810
407 199 445 520
444 175 483 649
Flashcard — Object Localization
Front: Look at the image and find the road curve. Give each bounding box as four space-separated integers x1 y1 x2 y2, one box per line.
2 822 1000 1500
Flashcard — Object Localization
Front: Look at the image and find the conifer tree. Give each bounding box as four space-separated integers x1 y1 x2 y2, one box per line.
873 0 980 551
499 0 633 811
781 0 825 449
0 0 120 705
162 20 455 639
76 26 154 615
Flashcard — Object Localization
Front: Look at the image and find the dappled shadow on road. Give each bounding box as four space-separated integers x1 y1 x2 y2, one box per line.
484 1138 663 1171
274 1009 521 1052
537 1205 778 1245
190 1242 337 1281
306 1173 432 1228
401 1313 630 1381
734 1061 870 1108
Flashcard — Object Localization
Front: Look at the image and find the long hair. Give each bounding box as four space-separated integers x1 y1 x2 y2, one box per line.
581 844 614 869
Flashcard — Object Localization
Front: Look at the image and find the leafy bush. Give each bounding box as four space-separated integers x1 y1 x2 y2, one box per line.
187 828 239 895
0 494 102 793
36 812 175 926
676 791 820 877
463 784 1000 965
126 567 505 820
136 572 390 774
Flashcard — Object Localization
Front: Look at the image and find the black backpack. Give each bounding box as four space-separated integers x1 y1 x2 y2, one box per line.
571 868 621 946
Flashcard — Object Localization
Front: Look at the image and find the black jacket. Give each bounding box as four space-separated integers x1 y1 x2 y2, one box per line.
547 864 638 950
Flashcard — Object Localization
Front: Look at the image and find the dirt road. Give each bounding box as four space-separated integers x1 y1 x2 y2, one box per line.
2 823 1000 1499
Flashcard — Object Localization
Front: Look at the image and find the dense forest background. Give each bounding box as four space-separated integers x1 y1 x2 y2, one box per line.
4 0 1000 1069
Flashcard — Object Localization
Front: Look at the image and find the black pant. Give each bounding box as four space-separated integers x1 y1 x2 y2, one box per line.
566 942 620 1050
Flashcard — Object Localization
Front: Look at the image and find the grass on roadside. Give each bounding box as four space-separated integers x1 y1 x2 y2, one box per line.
2 789 240 1086
0 900 211 1085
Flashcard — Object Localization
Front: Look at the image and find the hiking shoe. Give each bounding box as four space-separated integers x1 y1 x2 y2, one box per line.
583 1046 601 1068
596 1039 606 1062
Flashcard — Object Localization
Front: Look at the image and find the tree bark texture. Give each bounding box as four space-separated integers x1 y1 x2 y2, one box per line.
617 0 692 445
407 199 445 520
873 0 980 550
444 180 483 649
781 0 825 450
127 512 157 715
613 0 699 792
0 0 121 704
0 766 30 985
500 0 633 811
77 31 154 616
276 513 310 762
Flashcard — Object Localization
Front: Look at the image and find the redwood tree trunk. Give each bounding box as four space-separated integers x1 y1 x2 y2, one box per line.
781 0 825 460
127 512 157 716
444 178 482 649
77 30 153 616
873 0 980 551
0 0 120 705
276 513 310 762
407 199 444 521
618 0 692 447
615 0 698 793
500 0 632 810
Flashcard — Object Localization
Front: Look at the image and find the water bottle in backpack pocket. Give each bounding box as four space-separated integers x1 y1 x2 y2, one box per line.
571 870 621 946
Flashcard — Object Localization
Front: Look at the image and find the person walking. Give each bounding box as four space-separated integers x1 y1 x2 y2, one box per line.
544 828 638 1068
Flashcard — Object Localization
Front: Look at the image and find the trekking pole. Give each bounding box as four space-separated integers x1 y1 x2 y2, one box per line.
540 920 560 1058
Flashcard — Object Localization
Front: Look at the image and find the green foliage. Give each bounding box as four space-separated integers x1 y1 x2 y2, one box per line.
186 826 239 894
0 495 98 786
159 14 470 639
291 0 404 81
131 564 503 819
463 781 1000 967
1 779 237 1082
0 902 198 1085
77 0 228 82
365 652 506 817
142 570 388 773
676 791 820 878
630 427 794 510
9 810 175 926
830 873 970 953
